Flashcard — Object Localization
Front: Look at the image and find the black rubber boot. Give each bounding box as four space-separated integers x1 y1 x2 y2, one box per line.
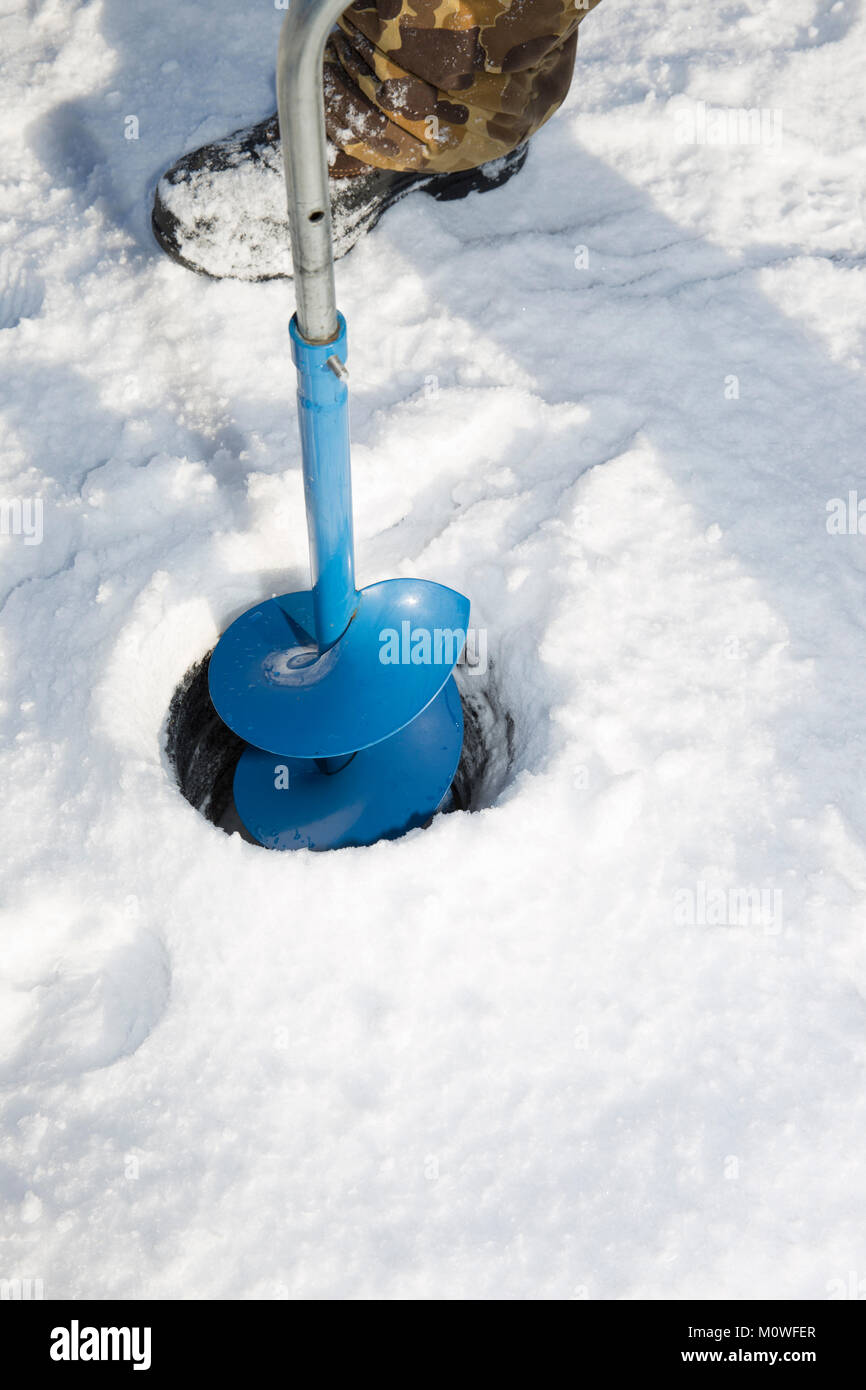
152 114 528 282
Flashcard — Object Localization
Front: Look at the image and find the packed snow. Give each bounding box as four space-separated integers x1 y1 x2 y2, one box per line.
2 0 866 1299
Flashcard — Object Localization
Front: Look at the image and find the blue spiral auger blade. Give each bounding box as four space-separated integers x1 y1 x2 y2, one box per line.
208 579 469 759
230 670 464 852
208 579 469 851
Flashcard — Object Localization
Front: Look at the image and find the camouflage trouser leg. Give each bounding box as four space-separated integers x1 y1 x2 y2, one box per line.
323 0 602 174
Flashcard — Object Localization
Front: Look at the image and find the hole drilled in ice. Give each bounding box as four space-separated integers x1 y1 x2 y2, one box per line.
164 650 515 841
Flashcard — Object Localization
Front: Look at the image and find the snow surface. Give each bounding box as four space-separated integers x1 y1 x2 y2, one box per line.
2 0 866 1300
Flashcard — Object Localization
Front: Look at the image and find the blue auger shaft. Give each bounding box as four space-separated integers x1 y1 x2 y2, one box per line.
289 313 357 653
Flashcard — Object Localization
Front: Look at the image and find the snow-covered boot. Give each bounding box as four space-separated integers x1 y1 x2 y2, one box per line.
151 114 528 282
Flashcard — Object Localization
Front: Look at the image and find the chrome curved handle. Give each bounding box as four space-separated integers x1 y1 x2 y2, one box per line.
277 0 351 344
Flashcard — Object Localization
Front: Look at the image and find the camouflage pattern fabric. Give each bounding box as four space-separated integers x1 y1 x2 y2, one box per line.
324 0 602 173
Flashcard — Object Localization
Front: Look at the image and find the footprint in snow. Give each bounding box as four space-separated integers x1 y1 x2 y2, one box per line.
0 910 170 1088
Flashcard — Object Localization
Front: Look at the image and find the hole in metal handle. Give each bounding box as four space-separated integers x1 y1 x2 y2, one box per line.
308 210 325 223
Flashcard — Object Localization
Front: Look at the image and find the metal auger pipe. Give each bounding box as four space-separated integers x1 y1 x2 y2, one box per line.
277 1 358 651
277 0 351 346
